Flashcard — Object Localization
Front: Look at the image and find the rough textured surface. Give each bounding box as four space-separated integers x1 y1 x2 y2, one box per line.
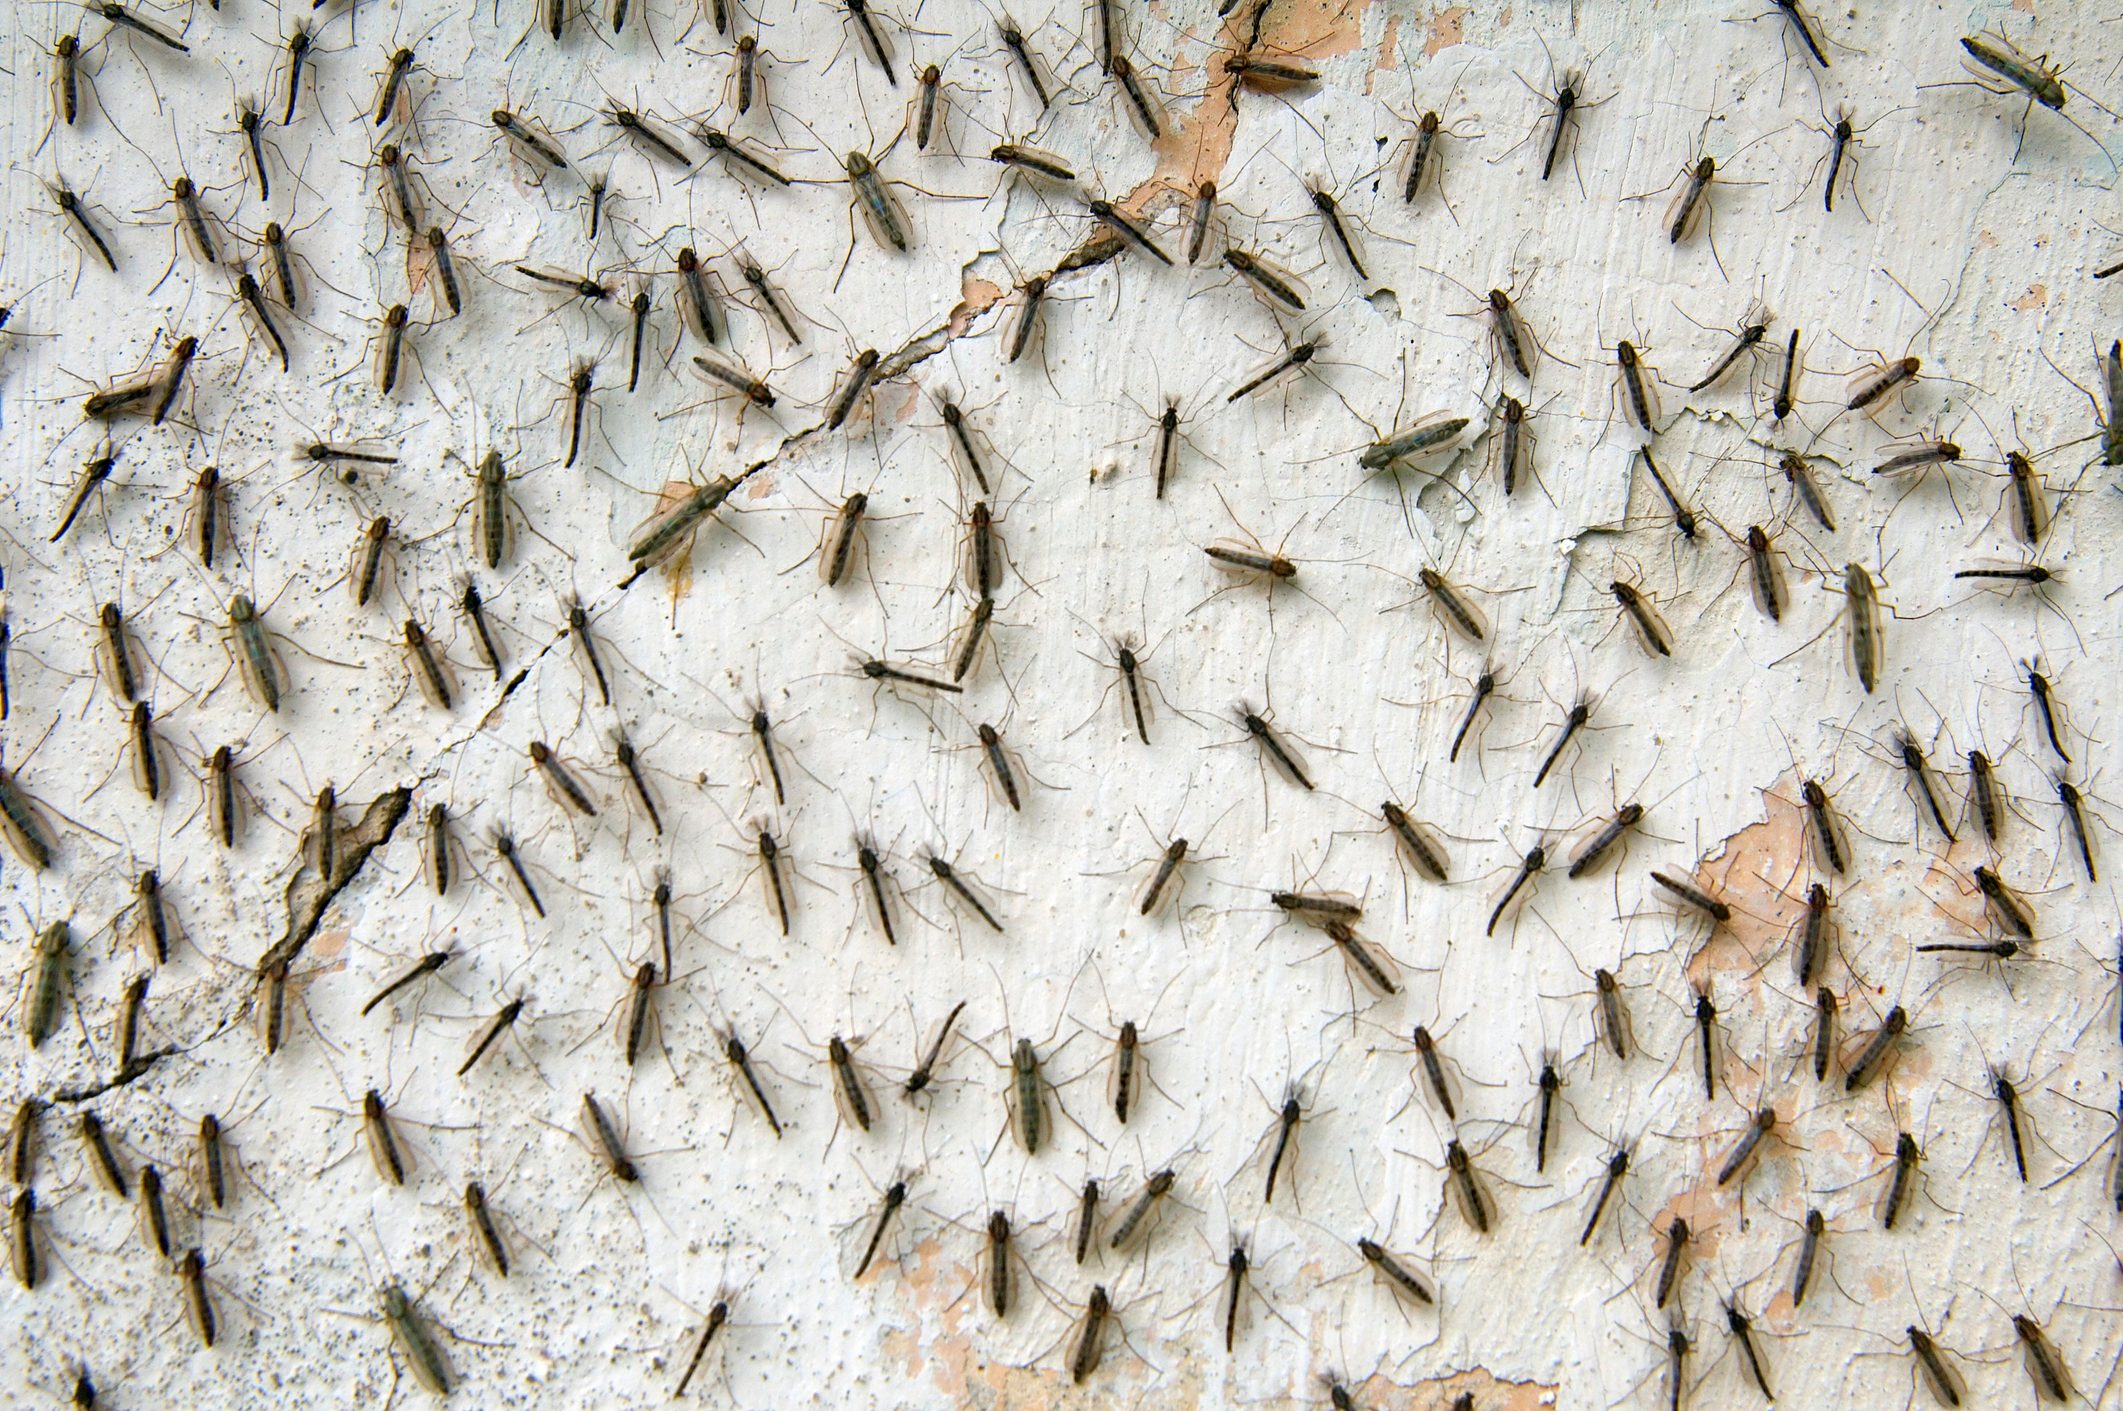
0 0 2119 1406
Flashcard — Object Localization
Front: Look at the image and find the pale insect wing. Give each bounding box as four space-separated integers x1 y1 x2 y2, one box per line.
97 619 137 699
370 314 403 395
1635 362 1663 429
535 748 590 816
1961 34 2054 103
628 493 702 569
136 1170 169 1252
1486 866 1534 935
471 463 513 571
87 372 161 421
270 239 309 310
409 634 456 709
1285 888 1363 919
1845 362 1903 414
1625 591 1672 657
191 472 232 564
678 269 715 345
518 115 569 168
1258 730 1311 788
958 512 992 599
1447 1154 1497 1231
387 1289 454 1394
1494 299 1537 379
1426 575 1488 641
851 8 894 73
984 1228 1014 1315
838 1189 902 1280
944 413 990 487
204 759 240 848
253 967 286 1051
131 891 170 965
1979 875 2030 938
176 199 231 269
50 51 74 130
1117 65 1165 140
860 857 901 942
241 280 290 352
1206 539 1276 577
235 620 287 712
1336 927 1401 998
1005 1048 1047 1152
1070 1301 1107 1380
979 738 1029 812
906 80 943 151
1749 543 1787 621
951 601 992 682
1578 1164 1619 1239
366 1104 413 1185
1806 798 1850 875
1399 130 1435 199
1007 290 1046 363
855 169 915 252
729 1044 780 1130
1103 1186 1156 1251
1916 1339 1967 1406
1379 411 1471 463
1959 42 2011 88
1237 251 1309 312
20 944 58 1046
831 1047 876 1132
126 714 157 797
1594 982 1633 1059
423 812 453 894
1420 1040 1464 1119
1136 851 1180 915
2023 1327 2075 1398
1186 189 1219 264
1664 169 1708 244
1396 815 1450 881
1254 251 1309 311
348 526 379 607
1315 195 1366 273
1489 409 1529 489
1123 663 1157 739
1874 1153 1909 1226
461 1006 510 1071
819 509 866 586
1106 1036 1143 1123
2015 468 2050 543
1001 144 1075 180
1844 566 1882 692
615 978 653 1064
180 1259 217 1344
467 1194 510 1275
192 1123 229 1211
756 845 792 926
386 164 427 234
690 354 764 400
579 1095 634 1176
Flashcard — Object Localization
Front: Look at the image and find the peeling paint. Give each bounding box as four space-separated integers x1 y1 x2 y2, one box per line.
1426 7 1470 56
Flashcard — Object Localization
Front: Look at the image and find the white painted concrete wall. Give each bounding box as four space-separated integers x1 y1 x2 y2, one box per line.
1 0 2120 1405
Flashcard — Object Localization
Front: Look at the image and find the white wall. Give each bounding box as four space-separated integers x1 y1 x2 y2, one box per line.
2 0 2119 1405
